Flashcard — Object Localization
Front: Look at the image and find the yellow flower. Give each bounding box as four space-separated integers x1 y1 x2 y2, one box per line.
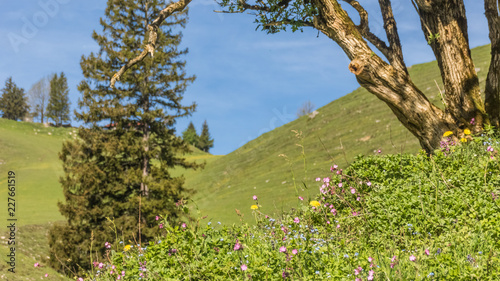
250 205 259 210
309 201 321 207
443 131 453 137
124 245 131 251
460 138 467 143
464 129 471 135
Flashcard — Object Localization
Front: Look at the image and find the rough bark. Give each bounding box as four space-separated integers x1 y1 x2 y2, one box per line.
313 0 459 153
485 0 500 127
378 0 407 73
414 0 487 132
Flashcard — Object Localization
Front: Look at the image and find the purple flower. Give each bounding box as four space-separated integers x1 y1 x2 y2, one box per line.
470 118 476 125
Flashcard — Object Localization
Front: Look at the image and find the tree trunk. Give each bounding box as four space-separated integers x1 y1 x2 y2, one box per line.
312 0 460 153
414 0 487 132
485 0 500 127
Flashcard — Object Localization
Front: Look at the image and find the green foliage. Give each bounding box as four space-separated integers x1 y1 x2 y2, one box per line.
48 0 198 276
0 77 29 121
88 132 500 280
46 72 71 126
198 120 214 152
182 122 199 146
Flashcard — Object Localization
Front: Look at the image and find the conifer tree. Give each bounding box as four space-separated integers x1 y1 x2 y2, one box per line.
48 0 197 275
46 72 71 126
0 77 29 121
182 121 199 146
198 120 214 152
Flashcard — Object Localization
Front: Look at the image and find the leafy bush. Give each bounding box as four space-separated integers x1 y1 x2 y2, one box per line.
69 132 500 280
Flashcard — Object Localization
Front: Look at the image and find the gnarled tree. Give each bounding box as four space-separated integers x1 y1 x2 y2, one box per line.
112 0 500 153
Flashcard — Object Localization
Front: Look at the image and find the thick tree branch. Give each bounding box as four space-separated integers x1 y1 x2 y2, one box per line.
485 0 500 127
110 0 192 89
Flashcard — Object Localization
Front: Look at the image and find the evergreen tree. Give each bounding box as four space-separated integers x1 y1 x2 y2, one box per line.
198 120 214 152
46 72 71 126
48 0 198 275
182 121 199 146
0 77 29 121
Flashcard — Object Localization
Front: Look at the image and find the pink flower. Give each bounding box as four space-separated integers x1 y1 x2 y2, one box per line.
366 181 372 186
409 255 416 261
336 224 340 229
253 195 258 200
369 270 374 276
234 242 242 251
333 164 338 170
354 266 362 275
425 249 430 255
155 216 159 221
122 271 125 276
315 177 321 182
391 255 397 262
327 221 330 224
352 211 358 216
368 257 373 262
293 217 300 223
323 177 330 183
338 182 343 188
78 278 84 281
488 146 494 152
390 263 395 268
350 187 356 194
298 196 304 200
292 249 298 255
34 262 39 267
105 242 111 249
356 279 362 281
470 118 475 125
159 223 163 229
181 223 186 228
356 197 360 201
377 149 382 153
241 264 247 271
98 263 104 269
117 276 121 280
45 274 49 277
279 246 287 253
331 209 337 215
367 275 374 281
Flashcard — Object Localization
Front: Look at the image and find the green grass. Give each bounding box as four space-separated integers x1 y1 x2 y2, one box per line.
0 44 493 279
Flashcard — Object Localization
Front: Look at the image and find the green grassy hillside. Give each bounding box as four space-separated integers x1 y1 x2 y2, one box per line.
181 44 492 224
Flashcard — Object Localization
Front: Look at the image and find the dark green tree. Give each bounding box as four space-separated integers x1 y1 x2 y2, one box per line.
182 121 199 146
46 72 71 126
0 77 29 121
48 0 198 275
198 120 214 152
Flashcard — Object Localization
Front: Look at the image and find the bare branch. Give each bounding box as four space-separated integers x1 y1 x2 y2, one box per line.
264 19 314 27
341 0 392 61
378 0 407 73
110 0 192 89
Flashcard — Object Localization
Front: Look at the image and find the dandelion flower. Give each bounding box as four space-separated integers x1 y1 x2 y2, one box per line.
309 201 321 207
464 129 471 135
124 245 132 251
250 205 259 210
443 131 453 137
460 138 467 143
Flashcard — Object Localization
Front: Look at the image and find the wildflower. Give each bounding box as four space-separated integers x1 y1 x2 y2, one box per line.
292 249 298 255
350 187 356 194
253 195 258 200
443 131 453 137
181 223 186 228
315 177 321 182
366 181 372 186
368 270 374 276
391 256 397 262
117 276 121 280
309 201 321 207
122 270 125 276
377 149 382 153
155 216 159 221
352 211 358 216
105 242 111 249
367 274 374 280
45 274 49 277
368 257 373 262
487 146 494 152
409 255 416 261
124 245 131 251
425 249 430 255
241 264 247 271
298 196 304 201
354 266 362 275
234 242 242 251
159 223 163 229
323 177 330 183
390 263 395 268
34 262 40 267
464 129 471 135
356 279 362 281
250 205 259 210
460 138 467 143
279 246 287 253
78 278 84 281
338 182 343 188
331 209 337 215
98 263 104 268
337 224 340 229
293 217 300 223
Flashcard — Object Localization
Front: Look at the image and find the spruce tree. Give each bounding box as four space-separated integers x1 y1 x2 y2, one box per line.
182 121 199 146
48 0 198 275
0 77 29 121
198 120 214 152
46 72 71 126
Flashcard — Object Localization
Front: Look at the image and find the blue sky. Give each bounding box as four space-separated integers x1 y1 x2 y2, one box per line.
0 0 491 155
